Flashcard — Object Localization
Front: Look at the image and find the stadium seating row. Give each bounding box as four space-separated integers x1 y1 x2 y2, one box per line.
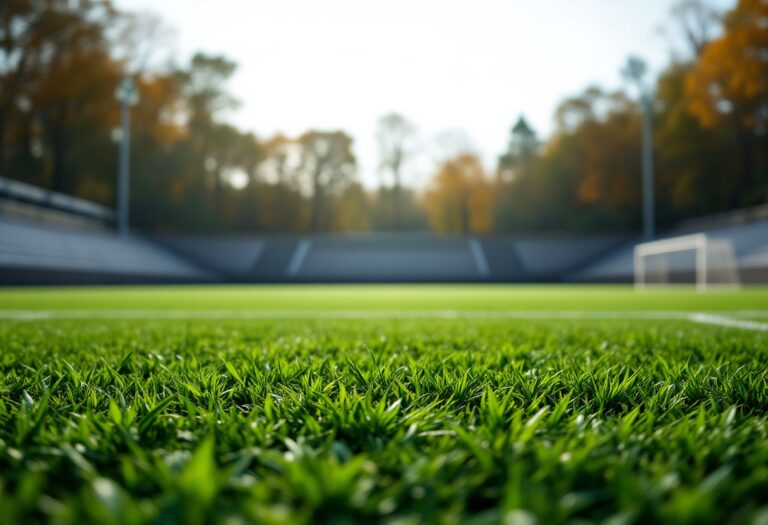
157 233 626 282
1 214 627 284
0 216 211 284
2 212 766 284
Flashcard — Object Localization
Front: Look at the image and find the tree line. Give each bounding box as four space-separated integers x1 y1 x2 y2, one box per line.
1 0 765 235
492 0 767 234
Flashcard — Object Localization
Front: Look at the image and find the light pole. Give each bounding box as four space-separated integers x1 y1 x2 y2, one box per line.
115 76 139 237
622 56 655 240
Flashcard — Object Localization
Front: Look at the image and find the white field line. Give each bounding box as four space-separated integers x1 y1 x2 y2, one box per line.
0 309 692 320
688 313 768 332
0 309 766 330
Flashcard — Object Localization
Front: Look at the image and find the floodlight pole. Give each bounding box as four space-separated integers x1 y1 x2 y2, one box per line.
115 76 138 237
623 56 655 241
640 94 655 240
117 97 131 236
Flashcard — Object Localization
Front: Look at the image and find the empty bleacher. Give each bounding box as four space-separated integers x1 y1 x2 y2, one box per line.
495 236 626 280
295 235 482 282
7 204 763 285
0 216 211 284
159 236 267 277
153 233 628 283
3 177 763 285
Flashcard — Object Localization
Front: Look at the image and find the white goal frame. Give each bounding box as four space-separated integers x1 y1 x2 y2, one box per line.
634 233 740 292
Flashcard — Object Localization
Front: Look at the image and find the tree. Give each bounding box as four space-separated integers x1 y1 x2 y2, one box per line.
494 87 644 233
297 130 357 232
424 153 492 234
34 41 121 196
670 0 722 58
370 186 428 231
333 182 371 232
0 0 120 194
129 73 189 231
376 112 416 229
206 124 248 217
260 134 298 187
686 0 768 200
495 116 539 231
110 9 173 75
176 54 240 217
497 115 538 181
654 62 740 221
181 53 238 127
236 131 263 195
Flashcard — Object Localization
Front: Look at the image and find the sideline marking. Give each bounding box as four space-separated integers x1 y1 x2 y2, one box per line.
0 309 691 320
0 309 767 329
688 313 768 332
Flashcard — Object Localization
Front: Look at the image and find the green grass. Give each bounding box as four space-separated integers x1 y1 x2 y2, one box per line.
1 285 767 524
0 284 767 311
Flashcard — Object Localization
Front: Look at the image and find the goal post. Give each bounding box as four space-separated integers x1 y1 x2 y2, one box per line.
634 233 740 291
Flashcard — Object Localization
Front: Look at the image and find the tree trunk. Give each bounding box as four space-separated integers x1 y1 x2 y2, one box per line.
213 169 223 218
50 126 67 193
735 126 755 205
310 184 322 232
310 164 325 232
729 110 756 207
248 171 259 230
0 49 30 176
461 191 470 234
393 167 402 230
0 114 8 175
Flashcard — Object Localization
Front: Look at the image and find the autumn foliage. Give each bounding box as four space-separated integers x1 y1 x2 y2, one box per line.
1 0 765 235
424 154 493 234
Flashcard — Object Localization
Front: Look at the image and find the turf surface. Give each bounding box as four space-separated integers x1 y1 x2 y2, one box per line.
2 284 768 311
1 285 767 524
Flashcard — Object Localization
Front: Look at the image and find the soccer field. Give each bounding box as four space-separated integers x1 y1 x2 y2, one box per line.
1 285 767 524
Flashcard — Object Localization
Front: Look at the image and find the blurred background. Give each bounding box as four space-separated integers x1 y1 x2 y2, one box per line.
0 0 766 284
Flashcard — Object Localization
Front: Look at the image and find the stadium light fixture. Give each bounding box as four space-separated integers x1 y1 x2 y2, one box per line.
622 56 655 240
115 76 139 237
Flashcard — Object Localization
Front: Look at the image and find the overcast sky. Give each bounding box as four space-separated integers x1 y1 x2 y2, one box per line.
116 0 733 188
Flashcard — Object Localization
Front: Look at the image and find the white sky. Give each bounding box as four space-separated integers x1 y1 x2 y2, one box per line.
116 0 733 188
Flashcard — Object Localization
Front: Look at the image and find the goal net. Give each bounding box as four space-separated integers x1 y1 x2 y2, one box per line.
634 234 740 291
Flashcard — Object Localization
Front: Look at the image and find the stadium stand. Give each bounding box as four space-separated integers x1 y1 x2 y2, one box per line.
500 237 626 280
154 234 628 283
0 178 211 284
0 176 114 230
153 233 626 282
2 177 764 284
158 236 267 277
0 216 212 283
157 236 300 281
291 235 480 282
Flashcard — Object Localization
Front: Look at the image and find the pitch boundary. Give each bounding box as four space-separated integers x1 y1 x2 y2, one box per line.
1 309 767 330
688 313 768 332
